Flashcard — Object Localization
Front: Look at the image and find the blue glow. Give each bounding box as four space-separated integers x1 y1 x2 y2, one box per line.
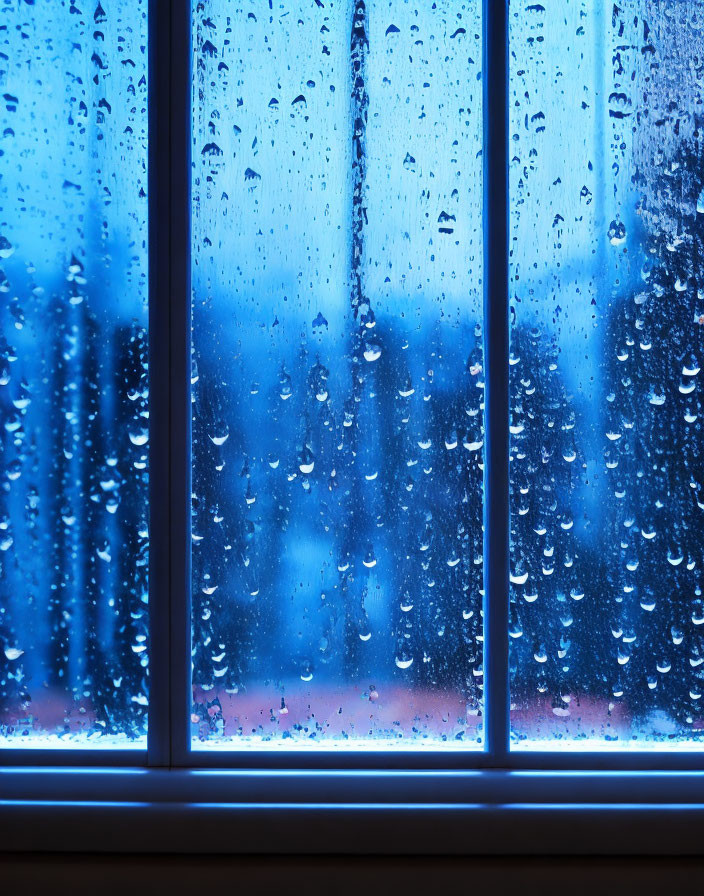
0 767 150 776
3 767 704 780
5 799 704 811
500 804 704 811
187 802 486 811
0 800 151 809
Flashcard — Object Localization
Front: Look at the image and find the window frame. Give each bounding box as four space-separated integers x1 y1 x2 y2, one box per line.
3 0 704 856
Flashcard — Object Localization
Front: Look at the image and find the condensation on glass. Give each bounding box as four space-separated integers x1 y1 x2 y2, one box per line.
0 1 149 746
509 0 704 748
191 1 483 748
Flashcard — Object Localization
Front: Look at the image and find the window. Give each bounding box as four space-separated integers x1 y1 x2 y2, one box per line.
3 0 704 858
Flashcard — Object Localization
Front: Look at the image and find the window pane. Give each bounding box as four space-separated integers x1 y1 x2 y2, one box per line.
0 1 149 746
510 0 704 747
191 1 484 749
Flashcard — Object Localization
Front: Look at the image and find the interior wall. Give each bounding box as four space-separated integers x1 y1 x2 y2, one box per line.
2 855 703 896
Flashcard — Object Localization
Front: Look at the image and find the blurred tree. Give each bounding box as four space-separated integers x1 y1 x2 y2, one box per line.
600 135 704 732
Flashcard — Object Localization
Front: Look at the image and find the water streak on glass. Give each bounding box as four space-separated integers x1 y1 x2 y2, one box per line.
0 0 149 747
191 1 484 748
509 0 704 748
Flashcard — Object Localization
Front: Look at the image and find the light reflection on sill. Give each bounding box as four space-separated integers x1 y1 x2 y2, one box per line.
0 736 146 750
191 738 483 752
512 739 704 752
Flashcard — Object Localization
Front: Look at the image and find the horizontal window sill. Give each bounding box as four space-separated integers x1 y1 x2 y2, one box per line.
3 768 704 854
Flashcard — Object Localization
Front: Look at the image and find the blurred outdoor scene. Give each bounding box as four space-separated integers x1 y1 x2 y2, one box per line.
509 0 704 747
192 0 704 750
0 0 149 746
191 0 485 748
2 0 703 752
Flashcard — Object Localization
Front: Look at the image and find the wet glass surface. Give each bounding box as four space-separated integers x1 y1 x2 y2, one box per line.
191 1 484 748
510 0 704 748
0 0 149 746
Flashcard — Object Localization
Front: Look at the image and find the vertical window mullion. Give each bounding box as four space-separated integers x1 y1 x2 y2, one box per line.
168 0 193 769
482 0 510 763
147 0 171 768
148 0 192 768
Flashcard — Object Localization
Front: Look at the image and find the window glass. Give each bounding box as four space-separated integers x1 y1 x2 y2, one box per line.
509 0 704 747
0 0 149 747
191 1 484 749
